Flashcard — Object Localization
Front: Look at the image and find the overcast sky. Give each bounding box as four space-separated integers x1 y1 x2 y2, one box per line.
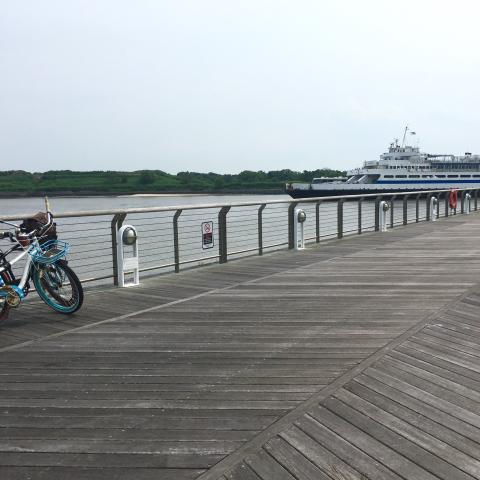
1 0 480 174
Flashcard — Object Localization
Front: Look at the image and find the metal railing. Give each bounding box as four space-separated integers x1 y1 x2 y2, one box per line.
1 188 478 285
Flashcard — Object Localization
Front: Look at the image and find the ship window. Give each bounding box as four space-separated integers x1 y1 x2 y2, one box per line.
447 175 458 178
473 175 480 178
436 175 446 178
396 175 407 178
384 175 394 178
460 175 471 178
409 175 420 178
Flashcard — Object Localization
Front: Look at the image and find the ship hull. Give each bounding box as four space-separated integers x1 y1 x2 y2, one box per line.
286 186 467 199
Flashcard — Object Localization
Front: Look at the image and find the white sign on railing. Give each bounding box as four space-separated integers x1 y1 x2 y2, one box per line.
202 221 214 249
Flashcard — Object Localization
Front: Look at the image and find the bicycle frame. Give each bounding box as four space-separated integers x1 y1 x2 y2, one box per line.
2 243 36 290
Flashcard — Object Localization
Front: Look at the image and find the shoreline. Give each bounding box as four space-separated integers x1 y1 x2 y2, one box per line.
0 189 284 199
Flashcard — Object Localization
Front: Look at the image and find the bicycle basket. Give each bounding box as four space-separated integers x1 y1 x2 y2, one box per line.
29 240 69 265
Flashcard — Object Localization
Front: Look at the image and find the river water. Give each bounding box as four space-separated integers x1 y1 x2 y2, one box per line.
0 194 288 216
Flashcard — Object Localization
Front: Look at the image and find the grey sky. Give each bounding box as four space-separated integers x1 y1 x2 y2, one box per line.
1 0 479 174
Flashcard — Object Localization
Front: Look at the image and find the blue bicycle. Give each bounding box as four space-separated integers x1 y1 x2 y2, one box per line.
0 198 83 321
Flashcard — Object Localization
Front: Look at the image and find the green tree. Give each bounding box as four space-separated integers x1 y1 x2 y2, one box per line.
138 171 156 185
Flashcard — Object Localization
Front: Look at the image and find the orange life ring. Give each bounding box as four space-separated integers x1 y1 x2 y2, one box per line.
449 190 458 210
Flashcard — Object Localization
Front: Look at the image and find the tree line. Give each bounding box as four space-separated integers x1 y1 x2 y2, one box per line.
0 168 345 195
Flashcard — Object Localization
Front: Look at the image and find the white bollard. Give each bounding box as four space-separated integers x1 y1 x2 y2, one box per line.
294 208 306 250
116 225 140 287
430 196 438 221
379 201 389 232
465 193 472 214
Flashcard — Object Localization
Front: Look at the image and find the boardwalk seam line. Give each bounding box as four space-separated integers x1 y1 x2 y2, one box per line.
195 281 480 480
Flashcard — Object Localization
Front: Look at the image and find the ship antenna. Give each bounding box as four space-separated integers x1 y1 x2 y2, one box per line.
401 125 408 148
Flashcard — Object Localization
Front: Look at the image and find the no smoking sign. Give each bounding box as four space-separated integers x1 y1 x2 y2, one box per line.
201 221 214 249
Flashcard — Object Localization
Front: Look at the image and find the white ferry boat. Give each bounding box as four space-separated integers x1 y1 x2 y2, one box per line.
286 129 480 198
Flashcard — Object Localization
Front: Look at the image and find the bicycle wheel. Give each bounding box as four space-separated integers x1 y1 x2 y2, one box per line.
0 272 11 322
33 261 83 314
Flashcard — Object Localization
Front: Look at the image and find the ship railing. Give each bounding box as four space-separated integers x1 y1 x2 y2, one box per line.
1 188 478 286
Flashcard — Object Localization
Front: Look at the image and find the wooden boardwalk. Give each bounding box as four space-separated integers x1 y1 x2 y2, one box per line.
1 213 480 479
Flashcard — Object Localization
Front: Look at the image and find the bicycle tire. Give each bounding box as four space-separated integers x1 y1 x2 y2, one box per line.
33 261 83 314
0 271 11 323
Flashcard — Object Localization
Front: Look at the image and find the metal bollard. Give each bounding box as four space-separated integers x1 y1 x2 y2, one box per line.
430 196 438 221
465 193 472 214
294 208 306 250
379 201 389 232
116 225 139 287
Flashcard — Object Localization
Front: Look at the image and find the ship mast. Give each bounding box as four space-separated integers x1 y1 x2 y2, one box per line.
401 125 408 148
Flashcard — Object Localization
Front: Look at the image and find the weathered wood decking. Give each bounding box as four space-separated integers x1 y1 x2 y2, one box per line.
1 214 480 479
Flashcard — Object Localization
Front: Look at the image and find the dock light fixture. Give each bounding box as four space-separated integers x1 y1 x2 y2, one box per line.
430 196 438 221
297 209 307 223
379 201 389 232
294 208 306 250
465 193 472 214
116 225 140 287
122 226 138 246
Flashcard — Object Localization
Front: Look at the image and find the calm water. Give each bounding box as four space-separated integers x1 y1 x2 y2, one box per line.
0 194 290 216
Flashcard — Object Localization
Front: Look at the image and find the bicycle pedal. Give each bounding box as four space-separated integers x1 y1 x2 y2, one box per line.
0 285 24 308
6 292 21 308
0 285 23 308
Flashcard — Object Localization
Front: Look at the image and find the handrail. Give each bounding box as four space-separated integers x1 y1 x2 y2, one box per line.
0 187 465 221
1 187 476 286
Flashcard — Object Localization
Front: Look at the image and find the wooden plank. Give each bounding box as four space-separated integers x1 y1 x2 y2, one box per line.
313 400 473 480
225 463 262 480
299 409 431 480
334 388 480 477
364 367 480 430
280 425 363 480
264 437 331 480
344 379 480 456
0 467 204 480
245 449 297 480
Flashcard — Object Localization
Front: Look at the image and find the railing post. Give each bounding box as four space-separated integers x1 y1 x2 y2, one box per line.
436 193 440 219
426 193 432 221
475 190 479 211
465 192 472 214
358 197 363 234
403 194 409 225
218 206 230 263
316 201 321 243
415 194 421 222
173 209 182 272
293 208 306 249
461 191 465 214
111 213 126 286
429 196 438 221
375 196 382 231
288 202 298 249
337 199 344 239
390 196 396 228
258 204 266 255
445 192 449 217
379 201 390 232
